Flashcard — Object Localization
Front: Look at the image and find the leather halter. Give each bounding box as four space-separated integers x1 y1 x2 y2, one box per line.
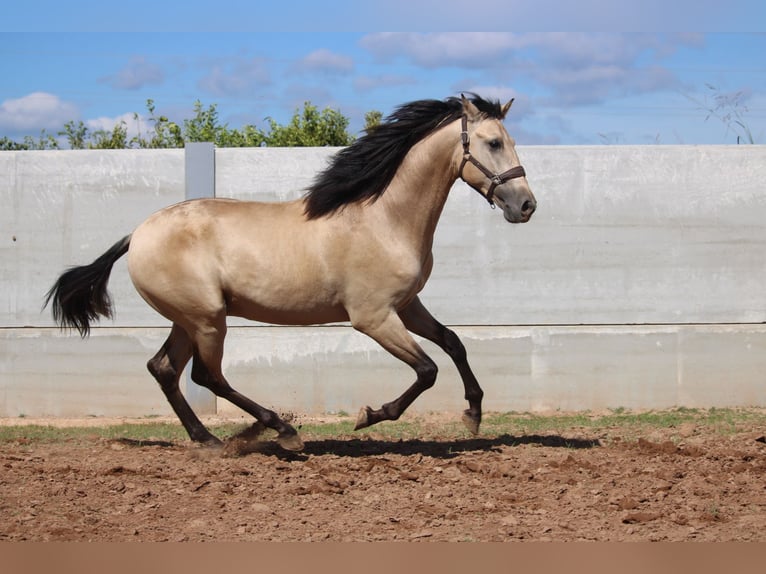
458 114 526 207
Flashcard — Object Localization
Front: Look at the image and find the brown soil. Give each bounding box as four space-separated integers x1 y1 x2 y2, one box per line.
2 415 766 542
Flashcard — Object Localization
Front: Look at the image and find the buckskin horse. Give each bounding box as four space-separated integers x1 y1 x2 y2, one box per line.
45 94 536 451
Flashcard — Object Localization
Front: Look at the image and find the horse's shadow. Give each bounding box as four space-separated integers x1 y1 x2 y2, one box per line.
115 433 601 460
232 433 601 461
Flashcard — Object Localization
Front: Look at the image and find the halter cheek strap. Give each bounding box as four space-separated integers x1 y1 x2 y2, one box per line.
458 114 526 207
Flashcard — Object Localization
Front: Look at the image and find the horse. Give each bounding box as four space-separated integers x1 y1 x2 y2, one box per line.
44 94 536 451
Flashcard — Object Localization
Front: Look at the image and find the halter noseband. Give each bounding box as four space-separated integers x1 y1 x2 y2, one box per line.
458 114 526 208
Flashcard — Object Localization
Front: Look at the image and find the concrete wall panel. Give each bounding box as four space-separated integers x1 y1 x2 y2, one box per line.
1 150 184 329
2 325 764 417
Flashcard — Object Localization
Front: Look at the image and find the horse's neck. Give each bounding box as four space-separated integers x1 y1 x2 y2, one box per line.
370 123 459 252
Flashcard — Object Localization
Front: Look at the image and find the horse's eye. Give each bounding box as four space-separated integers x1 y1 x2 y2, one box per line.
488 139 502 150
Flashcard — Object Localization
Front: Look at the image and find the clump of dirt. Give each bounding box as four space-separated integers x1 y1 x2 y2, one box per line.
221 422 270 458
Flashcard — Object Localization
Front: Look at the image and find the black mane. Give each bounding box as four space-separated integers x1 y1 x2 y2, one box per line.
303 94 504 219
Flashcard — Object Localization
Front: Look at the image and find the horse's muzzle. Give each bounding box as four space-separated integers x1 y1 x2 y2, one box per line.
498 193 536 223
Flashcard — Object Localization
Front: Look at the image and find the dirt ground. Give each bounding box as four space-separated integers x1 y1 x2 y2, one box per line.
2 413 766 542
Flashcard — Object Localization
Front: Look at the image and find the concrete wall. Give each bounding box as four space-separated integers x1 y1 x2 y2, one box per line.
2 145 765 418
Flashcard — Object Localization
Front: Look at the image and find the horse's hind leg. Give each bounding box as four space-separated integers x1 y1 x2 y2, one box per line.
147 324 221 445
399 297 484 435
189 316 304 452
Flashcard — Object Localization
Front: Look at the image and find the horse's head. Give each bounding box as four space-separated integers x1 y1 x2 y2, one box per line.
457 95 536 223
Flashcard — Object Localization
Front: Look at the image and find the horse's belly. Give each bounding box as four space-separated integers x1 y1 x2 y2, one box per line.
227 298 350 326
224 274 348 325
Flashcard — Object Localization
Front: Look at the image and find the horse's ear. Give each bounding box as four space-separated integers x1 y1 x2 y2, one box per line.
500 98 515 119
461 94 482 122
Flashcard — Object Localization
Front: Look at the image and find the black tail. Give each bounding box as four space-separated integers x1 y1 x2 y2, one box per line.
44 235 132 338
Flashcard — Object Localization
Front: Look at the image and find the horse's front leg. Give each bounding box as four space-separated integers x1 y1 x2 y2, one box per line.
398 297 484 435
350 310 438 430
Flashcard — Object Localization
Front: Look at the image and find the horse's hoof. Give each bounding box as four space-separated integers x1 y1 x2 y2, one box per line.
277 431 304 452
354 406 373 430
462 411 481 436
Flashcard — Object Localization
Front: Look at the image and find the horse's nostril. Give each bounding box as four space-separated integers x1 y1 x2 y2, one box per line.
522 200 536 214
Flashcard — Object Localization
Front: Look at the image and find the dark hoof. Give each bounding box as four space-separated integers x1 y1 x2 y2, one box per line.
462 410 481 436
354 406 373 431
277 431 304 452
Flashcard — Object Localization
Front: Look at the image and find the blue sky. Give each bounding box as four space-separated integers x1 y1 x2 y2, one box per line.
2 1 765 145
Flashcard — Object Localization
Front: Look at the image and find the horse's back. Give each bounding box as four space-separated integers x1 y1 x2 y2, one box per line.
129 197 307 263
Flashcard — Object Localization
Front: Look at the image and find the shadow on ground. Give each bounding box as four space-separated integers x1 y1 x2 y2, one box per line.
114 432 601 460
298 434 601 459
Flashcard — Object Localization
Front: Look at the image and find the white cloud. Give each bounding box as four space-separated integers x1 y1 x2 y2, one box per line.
361 32 695 108
198 57 271 97
0 92 79 134
361 32 694 71
100 56 165 90
86 112 151 141
294 49 354 75
361 33 523 68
